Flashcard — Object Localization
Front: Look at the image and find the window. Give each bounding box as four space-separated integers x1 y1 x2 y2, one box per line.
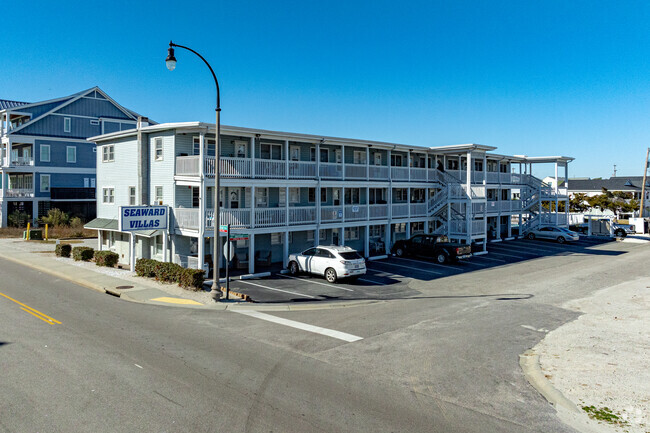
391 154 403 167
308 188 316 203
271 233 282 245
374 153 382 166
412 222 425 233
320 148 329 163
290 145 301 161
303 247 317 256
353 150 366 164
129 186 136 205
90 119 100 126
102 145 114 162
154 138 163 161
369 188 385 204
335 149 342 163
395 188 407 202
261 143 282 160
102 187 114 204
155 186 163 204
344 188 360 204
64 117 71 133
320 188 327 203
369 225 384 238
474 161 483 171
40 174 50 192
317 248 335 258
395 222 406 233
235 141 247 158
289 188 300 204
192 137 216 156
40 144 50 162
154 235 163 257
90 178 95 188
344 227 359 240
66 146 76 163
411 189 425 203
84 178 89 188
319 229 327 241
310 147 316 162
307 230 315 242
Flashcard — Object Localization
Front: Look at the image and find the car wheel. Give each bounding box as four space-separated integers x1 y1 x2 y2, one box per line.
557 236 565 244
395 247 405 257
324 268 337 283
289 261 300 275
527 233 535 240
615 229 626 238
436 252 447 264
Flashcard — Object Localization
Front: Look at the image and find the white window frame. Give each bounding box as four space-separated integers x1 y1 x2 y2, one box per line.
374 152 382 166
235 141 247 158
40 144 50 162
353 150 366 164
102 145 114 162
271 233 282 245
155 186 163 204
344 227 360 241
310 147 316 162
40 174 50 192
307 230 315 242
256 187 268 207
66 146 76 163
154 138 163 161
261 143 282 160
335 149 342 163
128 186 136 206
320 148 329 163
102 187 114 204
319 229 327 241
63 117 71 133
290 145 301 161
153 235 163 258
90 178 96 188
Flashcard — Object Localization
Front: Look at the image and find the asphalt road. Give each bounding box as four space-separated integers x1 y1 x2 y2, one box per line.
1 237 648 432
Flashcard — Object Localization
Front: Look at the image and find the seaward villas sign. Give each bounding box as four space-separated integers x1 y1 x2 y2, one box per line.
118 206 169 231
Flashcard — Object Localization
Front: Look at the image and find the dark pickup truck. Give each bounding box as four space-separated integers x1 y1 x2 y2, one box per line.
391 234 472 264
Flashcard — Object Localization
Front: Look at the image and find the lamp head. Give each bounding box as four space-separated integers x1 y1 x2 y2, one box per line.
166 43 177 71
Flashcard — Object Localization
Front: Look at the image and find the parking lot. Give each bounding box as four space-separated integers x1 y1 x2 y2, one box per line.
225 236 629 303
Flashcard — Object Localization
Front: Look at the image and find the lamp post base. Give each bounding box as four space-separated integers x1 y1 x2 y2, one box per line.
210 286 222 301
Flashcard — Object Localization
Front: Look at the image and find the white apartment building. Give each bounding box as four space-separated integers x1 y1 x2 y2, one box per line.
87 122 572 274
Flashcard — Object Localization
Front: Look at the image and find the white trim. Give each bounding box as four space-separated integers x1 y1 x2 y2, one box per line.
63 117 71 133
0 167 96 174
9 135 90 143
102 186 115 204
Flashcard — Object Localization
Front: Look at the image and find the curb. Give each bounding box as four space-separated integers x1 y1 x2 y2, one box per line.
519 349 580 413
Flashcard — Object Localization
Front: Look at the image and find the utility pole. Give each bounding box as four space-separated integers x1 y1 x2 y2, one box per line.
613 164 617 177
640 148 649 218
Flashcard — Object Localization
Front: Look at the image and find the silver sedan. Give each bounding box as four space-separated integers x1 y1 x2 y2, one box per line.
525 226 580 244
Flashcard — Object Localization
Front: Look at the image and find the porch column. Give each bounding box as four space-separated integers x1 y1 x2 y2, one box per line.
162 231 168 263
285 186 289 226
407 151 411 181
341 186 345 223
250 185 255 229
197 235 204 271
384 223 391 254
466 151 472 241
554 161 559 219
32 200 38 225
341 144 346 180
314 228 319 247
364 224 370 258
407 187 411 219
285 140 289 180
129 233 136 271
248 234 255 274
366 147 370 180
97 230 103 251
340 228 345 246
283 230 289 268
366 186 370 224
250 136 256 178
5 138 12 167
507 216 512 238
405 222 411 239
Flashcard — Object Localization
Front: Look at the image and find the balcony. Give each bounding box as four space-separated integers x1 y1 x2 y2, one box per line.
369 166 389 180
0 188 34 198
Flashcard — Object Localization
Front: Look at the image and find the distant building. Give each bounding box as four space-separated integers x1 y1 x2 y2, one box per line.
567 176 649 200
0 87 149 227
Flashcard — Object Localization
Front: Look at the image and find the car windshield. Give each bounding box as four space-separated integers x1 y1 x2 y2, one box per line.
339 251 362 260
558 227 573 233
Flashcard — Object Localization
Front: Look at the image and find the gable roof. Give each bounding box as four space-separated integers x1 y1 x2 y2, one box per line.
568 176 649 192
7 87 146 135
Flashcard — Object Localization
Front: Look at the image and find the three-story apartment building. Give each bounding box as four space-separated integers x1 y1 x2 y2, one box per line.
88 122 572 273
0 87 148 227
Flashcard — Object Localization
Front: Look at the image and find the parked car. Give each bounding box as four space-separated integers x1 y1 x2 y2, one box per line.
391 234 472 264
287 245 366 283
612 222 635 237
525 226 580 243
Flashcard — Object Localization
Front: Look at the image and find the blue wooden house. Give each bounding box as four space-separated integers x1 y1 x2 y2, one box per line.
0 87 149 227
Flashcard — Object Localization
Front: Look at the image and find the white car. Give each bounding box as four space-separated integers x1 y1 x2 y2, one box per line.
287 246 366 283
525 226 580 243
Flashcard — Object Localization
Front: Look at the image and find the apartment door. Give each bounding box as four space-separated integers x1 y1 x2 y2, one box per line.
229 188 240 209
332 229 340 246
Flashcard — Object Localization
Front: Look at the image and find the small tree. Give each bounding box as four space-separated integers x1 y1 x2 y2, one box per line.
42 208 70 227
7 210 29 227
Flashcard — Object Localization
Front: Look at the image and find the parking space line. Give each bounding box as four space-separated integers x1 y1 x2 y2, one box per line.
234 310 363 342
238 280 317 299
493 243 567 254
358 277 385 285
280 274 354 292
486 250 539 259
367 261 443 275
472 255 507 263
392 256 463 270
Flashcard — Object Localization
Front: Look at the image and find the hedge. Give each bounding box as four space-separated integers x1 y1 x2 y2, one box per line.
94 250 119 267
135 258 205 291
55 243 72 258
72 246 94 261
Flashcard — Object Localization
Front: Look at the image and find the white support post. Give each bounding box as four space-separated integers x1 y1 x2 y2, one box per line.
250 137 256 178
554 161 559 219
314 228 319 247
341 186 345 223
197 234 204 271
285 140 289 180
366 186 370 225
364 225 370 258
163 231 168 263
285 186 289 226
248 234 255 274
366 147 370 181
385 223 391 254
5 138 12 167
283 231 289 268
340 228 345 246
341 144 345 180
250 185 255 229
407 187 411 219
129 233 136 271
466 151 472 242
405 222 411 239
407 152 411 181
97 231 103 251
32 200 38 225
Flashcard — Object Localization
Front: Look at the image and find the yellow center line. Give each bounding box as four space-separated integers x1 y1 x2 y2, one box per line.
0 291 61 325
20 307 56 325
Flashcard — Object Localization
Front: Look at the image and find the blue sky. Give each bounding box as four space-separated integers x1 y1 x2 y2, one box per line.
2 0 649 178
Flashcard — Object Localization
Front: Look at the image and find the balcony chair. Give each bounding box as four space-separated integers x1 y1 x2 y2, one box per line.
234 251 249 270
255 250 272 267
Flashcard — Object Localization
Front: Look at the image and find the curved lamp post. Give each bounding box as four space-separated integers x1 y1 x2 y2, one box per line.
166 41 222 301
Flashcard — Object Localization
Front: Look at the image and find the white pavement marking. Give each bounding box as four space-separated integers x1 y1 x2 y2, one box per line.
234 310 363 342
368 261 443 275
521 325 549 333
485 250 532 259
238 280 316 298
134 364 143 369
358 277 385 285
280 274 354 291
472 255 507 263
393 256 462 270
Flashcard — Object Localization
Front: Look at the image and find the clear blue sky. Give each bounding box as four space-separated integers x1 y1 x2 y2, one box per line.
2 0 649 178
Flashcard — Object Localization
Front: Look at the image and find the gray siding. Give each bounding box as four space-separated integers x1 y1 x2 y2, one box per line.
96 136 139 219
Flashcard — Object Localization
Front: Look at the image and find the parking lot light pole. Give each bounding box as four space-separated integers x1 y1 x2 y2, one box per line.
166 41 222 301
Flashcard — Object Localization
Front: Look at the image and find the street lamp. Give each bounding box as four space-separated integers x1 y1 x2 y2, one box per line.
166 41 222 301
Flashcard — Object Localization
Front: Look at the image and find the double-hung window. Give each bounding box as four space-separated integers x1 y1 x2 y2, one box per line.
155 186 163 204
40 144 50 162
128 186 136 205
154 138 163 161
63 117 71 133
102 145 114 162
353 150 366 164
260 143 282 160
40 174 50 193
103 187 114 204
255 188 268 207
66 146 76 163
289 187 300 204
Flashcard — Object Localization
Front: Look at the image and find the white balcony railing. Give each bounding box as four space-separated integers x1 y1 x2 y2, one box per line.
369 166 389 180
472 220 485 235
289 206 316 225
288 161 316 178
3 188 34 198
221 157 251 178
345 204 368 221
174 208 200 230
255 208 286 227
176 156 200 176
369 204 388 219
211 208 251 228
256 160 285 178
392 203 409 218
391 167 409 181
410 168 427 181
321 205 343 222
319 163 343 179
410 202 427 217
10 156 34 166
345 164 366 179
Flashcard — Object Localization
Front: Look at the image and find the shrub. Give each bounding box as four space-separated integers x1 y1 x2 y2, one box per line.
154 261 184 283
179 268 205 291
72 246 94 261
135 258 157 277
8 211 29 228
70 217 83 229
42 208 70 227
55 243 72 258
94 250 119 267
